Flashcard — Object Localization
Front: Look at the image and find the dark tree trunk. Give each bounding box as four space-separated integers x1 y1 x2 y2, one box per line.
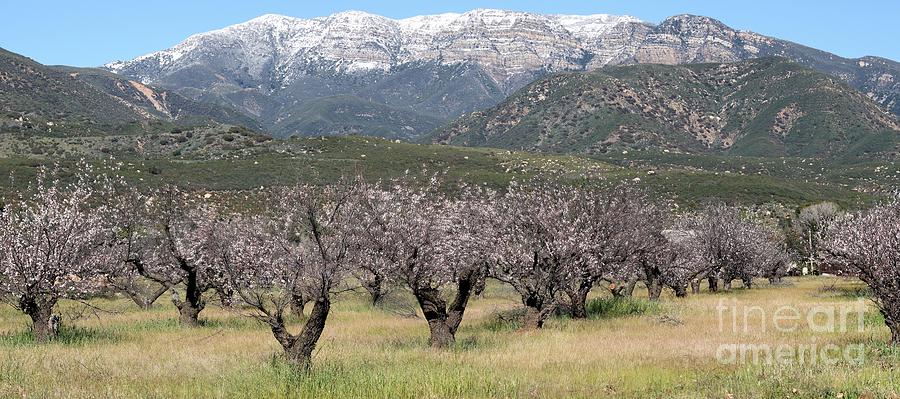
413 287 452 347
691 280 701 295
445 271 479 334
164 227 206 326
273 296 331 370
880 309 900 346
723 279 732 291
412 270 480 348
672 284 688 298
20 295 58 343
641 262 663 301
426 316 455 348
172 266 205 327
768 276 783 285
363 273 385 306
567 278 593 318
175 299 203 327
742 277 753 289
891 322 900 346
707 276 719 293
521 295 555 330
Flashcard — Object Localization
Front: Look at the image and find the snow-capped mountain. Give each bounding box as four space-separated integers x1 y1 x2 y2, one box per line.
104 9 900 138
106 10 641 88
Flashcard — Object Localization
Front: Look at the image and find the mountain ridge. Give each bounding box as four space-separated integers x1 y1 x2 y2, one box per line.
432 57 900 159
0 47 260 136
104 9 900 135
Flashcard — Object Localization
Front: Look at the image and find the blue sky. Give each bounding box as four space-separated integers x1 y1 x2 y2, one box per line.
3 1 898 66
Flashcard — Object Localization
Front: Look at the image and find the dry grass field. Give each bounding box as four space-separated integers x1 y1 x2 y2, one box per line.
1 277 898 398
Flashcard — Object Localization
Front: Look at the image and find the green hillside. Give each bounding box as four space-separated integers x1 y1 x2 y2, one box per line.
0 48 259 137
0 48 146 135
0 131 886 209
433 58 900 159
273 95 444 140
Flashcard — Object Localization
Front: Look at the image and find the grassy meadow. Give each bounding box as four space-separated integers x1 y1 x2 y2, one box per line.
1 277 898 398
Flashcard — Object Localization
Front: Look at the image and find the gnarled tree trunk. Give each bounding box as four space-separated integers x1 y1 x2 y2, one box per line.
412 270 481 348
566 278 594 318
20 295 58 343
643 262 663 301
172 265 205 327
521 296 555 330
707 276 719 292
273 296 331 370
174 297 203 327
879 307 900 346
164 226 206 326
363 272 385 306
523 306 543 329
890 321 900 346
413 287 453 348
672 284 688 298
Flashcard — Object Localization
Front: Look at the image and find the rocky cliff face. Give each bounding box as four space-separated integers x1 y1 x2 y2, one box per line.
104 9 900 138
106 10 640 91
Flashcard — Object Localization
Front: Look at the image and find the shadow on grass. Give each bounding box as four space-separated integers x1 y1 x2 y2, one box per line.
0 325 121 347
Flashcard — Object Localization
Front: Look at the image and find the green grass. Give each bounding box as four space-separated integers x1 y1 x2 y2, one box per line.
0 326 122 347
585 296 661 319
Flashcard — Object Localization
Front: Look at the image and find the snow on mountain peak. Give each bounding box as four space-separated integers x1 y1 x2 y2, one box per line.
244 13 303 25
397 13 462 34
552 14 644 38
104 9 644 82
